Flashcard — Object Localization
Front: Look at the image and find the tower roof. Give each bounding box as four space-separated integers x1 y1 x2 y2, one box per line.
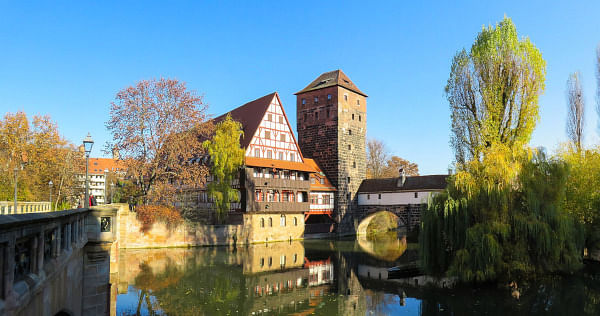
295 69 367 97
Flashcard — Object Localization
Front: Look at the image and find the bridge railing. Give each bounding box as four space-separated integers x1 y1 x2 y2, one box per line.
0 208 90 315
0 201 53 215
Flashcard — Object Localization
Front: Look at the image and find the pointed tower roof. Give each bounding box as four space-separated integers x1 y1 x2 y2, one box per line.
295 69 367 97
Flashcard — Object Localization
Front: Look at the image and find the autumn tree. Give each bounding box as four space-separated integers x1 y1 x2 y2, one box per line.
382 156 419 177
202 114 244 223
0 112 83 207
106 78 211 205
596 45 600 133
446 17 546 164
366 138 389 178
566 72 585 152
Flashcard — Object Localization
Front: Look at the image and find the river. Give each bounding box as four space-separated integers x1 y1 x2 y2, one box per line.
112 233 600 315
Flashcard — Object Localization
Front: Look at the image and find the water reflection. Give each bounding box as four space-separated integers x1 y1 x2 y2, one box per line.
113 237 600 316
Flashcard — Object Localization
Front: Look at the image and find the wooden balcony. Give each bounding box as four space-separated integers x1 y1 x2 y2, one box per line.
249 201 309 213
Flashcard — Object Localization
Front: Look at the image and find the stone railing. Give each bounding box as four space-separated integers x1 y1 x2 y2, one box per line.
0 201 53 215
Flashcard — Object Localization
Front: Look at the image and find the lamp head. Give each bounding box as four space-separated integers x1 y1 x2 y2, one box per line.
83 133 94 156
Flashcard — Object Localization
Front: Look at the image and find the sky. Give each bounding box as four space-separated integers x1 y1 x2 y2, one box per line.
1 1 599 175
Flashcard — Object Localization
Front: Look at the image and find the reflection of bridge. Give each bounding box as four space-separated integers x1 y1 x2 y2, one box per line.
0 206 118 316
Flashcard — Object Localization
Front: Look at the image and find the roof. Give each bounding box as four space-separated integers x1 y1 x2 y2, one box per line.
245 157 315 172
295 69 367 97
357 175 448 193
304 158 336 192
88 158 126 174
212 92 277 149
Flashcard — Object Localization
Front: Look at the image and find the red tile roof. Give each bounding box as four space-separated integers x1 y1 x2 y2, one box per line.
305 158 336 191
88 158 126 174
245 157 314 172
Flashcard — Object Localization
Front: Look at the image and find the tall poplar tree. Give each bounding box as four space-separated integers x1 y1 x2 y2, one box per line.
566 72 585 152
202 114 245 223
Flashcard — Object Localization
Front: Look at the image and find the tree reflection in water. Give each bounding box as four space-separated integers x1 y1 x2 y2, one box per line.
115 240 600 316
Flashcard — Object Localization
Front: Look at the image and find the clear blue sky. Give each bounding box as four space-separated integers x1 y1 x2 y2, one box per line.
1 1 599 175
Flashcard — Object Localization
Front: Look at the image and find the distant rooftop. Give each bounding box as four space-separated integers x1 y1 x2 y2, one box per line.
357 175 448 193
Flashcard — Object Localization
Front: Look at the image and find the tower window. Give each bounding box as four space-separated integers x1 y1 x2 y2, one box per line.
348 144 351 150
327 94 332 100
302 98 306 105
347 177 350 183
314 97 318 103
353 161 356 168
352 114 355 120
357 99 360 105
344 94 348 101
349 129 352 135
315 111 319 120
359 115 362 122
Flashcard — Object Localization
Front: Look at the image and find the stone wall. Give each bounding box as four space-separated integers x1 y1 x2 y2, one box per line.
114 204 305 248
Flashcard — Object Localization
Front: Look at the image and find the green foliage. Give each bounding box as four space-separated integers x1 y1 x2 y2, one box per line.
559 145 600 249
446 17 546 164
420 150 584 283
202 114 244 223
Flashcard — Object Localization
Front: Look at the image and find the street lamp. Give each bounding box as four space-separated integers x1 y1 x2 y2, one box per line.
110 182 115 204
49 180 53 211
13 166 18 214
83 133 94 208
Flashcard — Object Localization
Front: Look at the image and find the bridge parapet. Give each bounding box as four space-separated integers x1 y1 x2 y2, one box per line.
0 201 53 215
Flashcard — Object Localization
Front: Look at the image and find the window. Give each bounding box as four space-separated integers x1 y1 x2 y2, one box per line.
267 151 272 159
349 129 352 135
280 255 286 266
359 115 362 122
310 194 318 204
265 131 271 139
347 177 350 183
255 148 260 157
353 161 356 168
260 257 265 267
280 215 286 227
344 94 348 101
310 178 316 184
348 144 351 150
367 194 370 200
278 152 284 160
293 217 298 226
255 190 263 202
320 178 324 184
268 217 273 227
357 99 360 105
327 94 332 100
327 110 330 118
268 257 273 267
279 116 284 123
268 114 272 121
378 194 382 199
290 153 295 162
315 111 319 120
323 195 330 205
415 192 418 198
260 218 265 227
280 134 286 142
314 97 318 103
302 98 306 105
352 114 355 120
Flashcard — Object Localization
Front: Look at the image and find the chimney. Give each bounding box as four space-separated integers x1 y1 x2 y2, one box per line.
397 168 406 187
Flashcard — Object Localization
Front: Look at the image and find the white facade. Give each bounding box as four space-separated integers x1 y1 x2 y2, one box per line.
357 191 439 206
77 173 108 204
246 95 303 162
309 191 335 211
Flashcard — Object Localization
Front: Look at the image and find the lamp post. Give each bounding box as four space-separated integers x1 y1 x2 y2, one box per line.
83 133 94 208
110 182 115 204
49 180 53 211
13 166 18 214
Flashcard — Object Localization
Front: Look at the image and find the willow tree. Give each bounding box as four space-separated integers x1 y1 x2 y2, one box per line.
202 114 244 223
421 17 583 283
446 17 546 164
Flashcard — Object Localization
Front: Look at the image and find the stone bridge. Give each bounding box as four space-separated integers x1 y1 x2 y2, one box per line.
354 204 424 235
0 206 118 316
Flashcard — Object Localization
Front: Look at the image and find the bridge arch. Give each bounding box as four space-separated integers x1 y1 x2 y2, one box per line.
356 210 399 236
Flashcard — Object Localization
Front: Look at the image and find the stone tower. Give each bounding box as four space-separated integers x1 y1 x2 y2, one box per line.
295 70 367 233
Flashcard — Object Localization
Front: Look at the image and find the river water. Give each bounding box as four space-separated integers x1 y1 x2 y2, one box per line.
113 233 600 315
